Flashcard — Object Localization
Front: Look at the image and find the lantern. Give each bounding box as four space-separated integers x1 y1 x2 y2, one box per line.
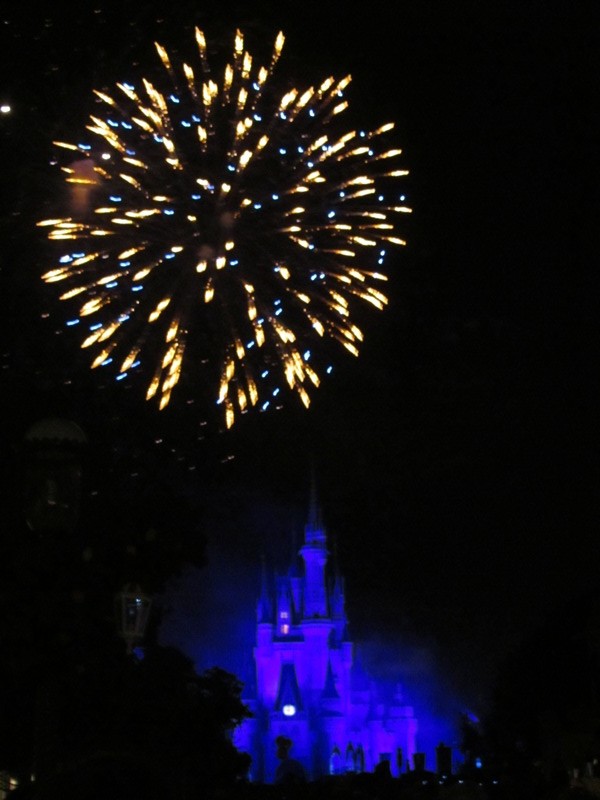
116 583 152 654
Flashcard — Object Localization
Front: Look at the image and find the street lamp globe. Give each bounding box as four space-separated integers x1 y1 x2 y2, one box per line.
116 583 153 655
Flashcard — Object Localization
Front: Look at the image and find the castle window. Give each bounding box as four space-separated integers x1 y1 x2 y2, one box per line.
282 704 296 717
280 610 289 634
281 624 290 634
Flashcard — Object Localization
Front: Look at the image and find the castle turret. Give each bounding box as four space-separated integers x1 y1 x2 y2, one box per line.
257 555 273 624
289 528 303 613
300 476 328 619
329 537 348 642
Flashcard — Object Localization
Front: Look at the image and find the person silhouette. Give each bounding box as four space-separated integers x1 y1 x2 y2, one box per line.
274 736 307 785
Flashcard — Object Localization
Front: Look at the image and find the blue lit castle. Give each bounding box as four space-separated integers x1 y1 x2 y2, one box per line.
233 484 418 782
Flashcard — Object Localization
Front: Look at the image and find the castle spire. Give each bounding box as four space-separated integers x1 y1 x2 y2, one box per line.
300 469 329 617
289 526 301 577
307 463 320 531
305 464 325 545
257 554 272 623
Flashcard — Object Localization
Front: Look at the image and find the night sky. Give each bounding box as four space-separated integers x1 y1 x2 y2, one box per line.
1 0 597 745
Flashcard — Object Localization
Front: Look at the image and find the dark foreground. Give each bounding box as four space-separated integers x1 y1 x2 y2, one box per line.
7 765 600 800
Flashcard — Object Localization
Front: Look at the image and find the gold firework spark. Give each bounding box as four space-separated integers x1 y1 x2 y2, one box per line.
38 28 411 429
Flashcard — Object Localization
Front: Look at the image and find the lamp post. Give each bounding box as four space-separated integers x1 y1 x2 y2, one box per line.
116 583 153 656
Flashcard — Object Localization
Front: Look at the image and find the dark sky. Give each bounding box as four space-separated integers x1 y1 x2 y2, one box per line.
1 0 598 730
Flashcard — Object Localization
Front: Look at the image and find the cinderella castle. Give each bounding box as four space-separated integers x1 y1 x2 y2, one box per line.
232 482 419 782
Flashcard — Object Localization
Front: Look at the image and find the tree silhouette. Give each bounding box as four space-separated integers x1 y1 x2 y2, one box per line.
0 419 250 798
482 590 600 789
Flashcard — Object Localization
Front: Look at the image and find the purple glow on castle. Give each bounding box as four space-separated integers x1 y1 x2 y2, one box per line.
160 480 465 781
232 483 418 782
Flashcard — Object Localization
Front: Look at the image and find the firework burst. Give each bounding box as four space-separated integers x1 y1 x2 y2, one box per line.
38 28 411 429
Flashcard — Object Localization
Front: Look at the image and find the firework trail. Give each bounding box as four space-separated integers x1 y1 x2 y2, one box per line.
38 28 411 429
